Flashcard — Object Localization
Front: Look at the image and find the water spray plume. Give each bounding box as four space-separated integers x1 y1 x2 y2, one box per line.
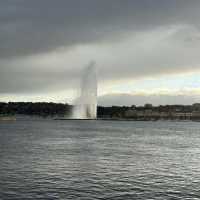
72 61 97 119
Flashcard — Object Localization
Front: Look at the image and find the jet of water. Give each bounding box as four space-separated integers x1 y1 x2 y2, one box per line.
72 61 97 119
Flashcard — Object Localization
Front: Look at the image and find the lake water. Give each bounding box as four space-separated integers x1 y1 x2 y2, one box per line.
0 119 200 199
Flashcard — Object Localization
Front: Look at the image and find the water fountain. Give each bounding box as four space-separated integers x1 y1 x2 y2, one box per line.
71 62 97 119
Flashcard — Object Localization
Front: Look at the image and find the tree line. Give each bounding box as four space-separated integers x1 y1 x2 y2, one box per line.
0 102 200 118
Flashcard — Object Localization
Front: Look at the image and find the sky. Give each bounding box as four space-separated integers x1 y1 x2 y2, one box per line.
1 0 200 106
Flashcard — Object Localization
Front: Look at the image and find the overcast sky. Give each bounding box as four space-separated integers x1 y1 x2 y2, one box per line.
1 0 200 105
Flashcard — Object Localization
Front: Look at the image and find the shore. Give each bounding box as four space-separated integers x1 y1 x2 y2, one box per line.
0 116 16 121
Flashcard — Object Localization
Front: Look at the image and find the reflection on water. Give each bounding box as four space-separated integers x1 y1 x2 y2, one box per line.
0 120 200 199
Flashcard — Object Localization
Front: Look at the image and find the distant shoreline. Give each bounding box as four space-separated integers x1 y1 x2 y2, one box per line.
1 102 200 121
1 115 200 122
0 116 16 121
54 118 199 122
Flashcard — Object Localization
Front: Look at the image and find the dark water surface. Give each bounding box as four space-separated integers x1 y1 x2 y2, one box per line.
0 119 200 199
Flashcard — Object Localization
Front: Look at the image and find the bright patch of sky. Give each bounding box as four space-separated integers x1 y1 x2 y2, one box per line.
101 72 200 96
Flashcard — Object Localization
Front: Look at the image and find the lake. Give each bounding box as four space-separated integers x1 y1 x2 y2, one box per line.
0 119 200 199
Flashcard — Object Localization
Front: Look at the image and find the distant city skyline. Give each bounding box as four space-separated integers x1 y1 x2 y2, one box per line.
0 0 200 105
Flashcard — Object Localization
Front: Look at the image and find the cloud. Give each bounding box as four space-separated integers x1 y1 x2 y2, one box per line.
0 0 200 103
98 91 200 106
0 0 200 58
1 25 200 94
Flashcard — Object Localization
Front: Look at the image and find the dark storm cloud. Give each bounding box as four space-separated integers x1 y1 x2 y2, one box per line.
0 0 200 98
0 0 199 58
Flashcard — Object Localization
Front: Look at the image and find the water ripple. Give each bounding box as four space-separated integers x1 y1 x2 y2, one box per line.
1 120 200 199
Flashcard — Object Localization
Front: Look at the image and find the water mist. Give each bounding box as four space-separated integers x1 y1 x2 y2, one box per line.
72 62 97 119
